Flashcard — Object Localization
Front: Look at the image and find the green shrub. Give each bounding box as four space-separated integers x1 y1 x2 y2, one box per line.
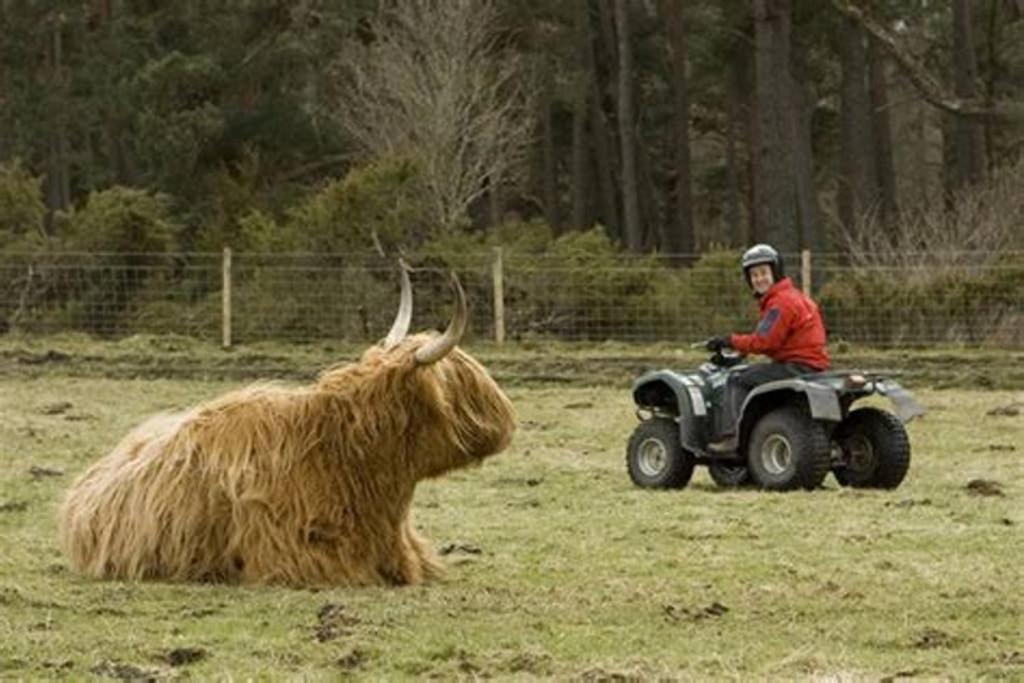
0 159 47 251
63 186 179 254
818 255 1024 346
285 157 432 254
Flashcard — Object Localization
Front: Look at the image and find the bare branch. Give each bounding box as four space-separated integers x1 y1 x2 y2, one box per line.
830 0 1024 122
330 0 536 230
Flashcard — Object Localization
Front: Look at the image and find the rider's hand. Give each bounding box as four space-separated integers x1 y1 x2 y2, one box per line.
705 335 731 352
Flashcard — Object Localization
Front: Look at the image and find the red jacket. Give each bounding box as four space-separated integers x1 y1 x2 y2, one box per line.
729 277 830 370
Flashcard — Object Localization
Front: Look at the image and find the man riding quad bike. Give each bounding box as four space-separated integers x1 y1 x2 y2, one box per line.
625 346 925 491
625 244 925 491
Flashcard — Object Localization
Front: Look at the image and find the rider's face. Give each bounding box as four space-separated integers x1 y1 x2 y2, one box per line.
749 264 774 294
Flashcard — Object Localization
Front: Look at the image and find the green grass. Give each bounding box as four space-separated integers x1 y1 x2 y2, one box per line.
1 342 1022 680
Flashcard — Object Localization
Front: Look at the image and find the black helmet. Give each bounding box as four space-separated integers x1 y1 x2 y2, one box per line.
740 243 784 285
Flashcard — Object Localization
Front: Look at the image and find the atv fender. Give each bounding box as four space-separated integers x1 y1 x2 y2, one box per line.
874 379 927 422
742 378 843 422
632 370 707 451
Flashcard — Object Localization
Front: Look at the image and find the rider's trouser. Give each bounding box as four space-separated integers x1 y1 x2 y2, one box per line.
721 361 818 434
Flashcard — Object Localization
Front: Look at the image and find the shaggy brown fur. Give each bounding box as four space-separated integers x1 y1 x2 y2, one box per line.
58 334 515 587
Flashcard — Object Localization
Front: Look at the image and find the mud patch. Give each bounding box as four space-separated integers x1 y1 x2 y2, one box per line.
40 401 72 415
314 603 360 643
986 403 1022 417
972 443 1017 452
90 660 160 681
885 498 932 509
336 648 368 670
29 465 64 478
578 665 650 682
662 601 729 623
880 669 924 682
163 647 206 667
16 350 70 365
502 650 553 675
965 479 1005 497
913 628 958 649
439 542 483 556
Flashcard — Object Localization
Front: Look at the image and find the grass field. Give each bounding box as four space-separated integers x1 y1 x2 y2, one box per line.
0 336 1021 680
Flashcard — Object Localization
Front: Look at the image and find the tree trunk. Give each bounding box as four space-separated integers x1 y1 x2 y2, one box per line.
868 36 898 223
724 77 743 248
539 63 560 232
637 132 659 250
44 15 71 222
837 16 877 235
950 0 987 189
791 71 821 253
736 34 758 246
586 0 620 239
752 0 800 253
658 0 695 259
570 0 593 232
614 0 642 251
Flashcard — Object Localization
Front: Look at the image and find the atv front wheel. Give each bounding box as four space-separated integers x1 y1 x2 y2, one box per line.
708 463 751 488
626 418 695 489
746 406 830 491
832 408 910 489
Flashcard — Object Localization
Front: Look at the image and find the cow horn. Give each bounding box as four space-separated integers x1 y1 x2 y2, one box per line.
414 271 467 364
381 261 413 349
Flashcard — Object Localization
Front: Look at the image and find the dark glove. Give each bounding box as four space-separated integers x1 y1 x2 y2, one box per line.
705 335 731 352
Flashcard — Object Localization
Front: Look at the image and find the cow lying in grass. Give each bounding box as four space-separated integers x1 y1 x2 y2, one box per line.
59 268 515 586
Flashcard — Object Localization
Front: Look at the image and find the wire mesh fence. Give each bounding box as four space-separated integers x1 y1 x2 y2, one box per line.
1 250 1021 347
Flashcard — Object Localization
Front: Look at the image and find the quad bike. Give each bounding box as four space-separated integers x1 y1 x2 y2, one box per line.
625 345 926 492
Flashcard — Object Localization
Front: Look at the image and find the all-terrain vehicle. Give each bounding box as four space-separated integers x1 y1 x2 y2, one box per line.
625 346 926 491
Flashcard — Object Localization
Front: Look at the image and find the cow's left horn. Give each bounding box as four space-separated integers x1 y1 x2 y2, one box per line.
414 271 467 364
381 261 413 349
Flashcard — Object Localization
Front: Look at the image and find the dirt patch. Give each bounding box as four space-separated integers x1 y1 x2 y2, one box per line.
163 647 206 667
502 651 553 675
28 465 63 479
336 648 368 671
15 350 71 365
913 628 958 649
4 342 1017 389
90 660 160 681
965 479 1005 497
885 498 932 509
578 665 649 682
986 403 1022 417
972 443 1017 452
314 603 360 643
439 542 483 555
40 401 72 415
663 601 729 623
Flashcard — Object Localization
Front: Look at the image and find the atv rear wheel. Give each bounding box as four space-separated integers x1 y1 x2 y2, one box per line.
626 418 695 489
746 406 830 491
832 408 911 489
708 463 751 488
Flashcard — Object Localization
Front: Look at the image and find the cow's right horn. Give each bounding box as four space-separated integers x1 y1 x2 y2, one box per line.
414 271 467 364
381 261 413 349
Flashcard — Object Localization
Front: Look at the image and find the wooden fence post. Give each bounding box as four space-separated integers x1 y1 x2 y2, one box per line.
222 247 232 349
492 247 505 345
801 249 812 296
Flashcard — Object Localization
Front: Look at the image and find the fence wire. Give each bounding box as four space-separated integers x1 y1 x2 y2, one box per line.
1 250 1021 347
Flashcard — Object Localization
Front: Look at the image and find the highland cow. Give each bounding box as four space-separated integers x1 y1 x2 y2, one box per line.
58 268 515 587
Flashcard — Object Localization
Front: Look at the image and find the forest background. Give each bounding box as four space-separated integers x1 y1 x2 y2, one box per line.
0 0 1022 343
